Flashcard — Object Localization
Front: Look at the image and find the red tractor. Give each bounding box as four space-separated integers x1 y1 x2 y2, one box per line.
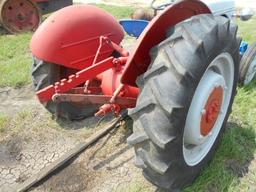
0 0 72 33
30 0 242 190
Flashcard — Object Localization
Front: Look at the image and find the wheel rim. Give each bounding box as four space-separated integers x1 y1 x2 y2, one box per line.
244 56 256 85
0 0 40 33
183 53 234 166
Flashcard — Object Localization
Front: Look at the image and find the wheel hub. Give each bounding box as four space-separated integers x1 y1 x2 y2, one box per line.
201 86 224 136
183 53 234 166
0 0 41 33
183 70 225 146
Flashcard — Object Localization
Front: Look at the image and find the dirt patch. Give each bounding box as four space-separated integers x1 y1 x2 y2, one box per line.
226 159 250 177
0 84 155 192
0 137 23 166
0 85 38 115
32 122 156 192
0 128 82 192
0 85 118 192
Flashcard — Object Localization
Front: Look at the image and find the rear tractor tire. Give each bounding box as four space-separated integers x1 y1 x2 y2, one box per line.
128 14 240 190
32 57 98 120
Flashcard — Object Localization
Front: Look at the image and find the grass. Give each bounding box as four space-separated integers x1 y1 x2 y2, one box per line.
0 4 256 192
184 124 256 192
0 113 8 133
0 33 32 88
97 4 135 19
237 16 256 44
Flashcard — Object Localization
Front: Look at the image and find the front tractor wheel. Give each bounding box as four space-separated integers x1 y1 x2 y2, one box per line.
128 14 240 190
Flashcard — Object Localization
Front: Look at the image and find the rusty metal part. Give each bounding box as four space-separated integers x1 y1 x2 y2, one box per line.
0 0 41 33
52 94 136 109
53 93 136 116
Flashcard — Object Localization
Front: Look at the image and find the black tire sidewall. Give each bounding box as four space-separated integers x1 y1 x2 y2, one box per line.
239 43 256 84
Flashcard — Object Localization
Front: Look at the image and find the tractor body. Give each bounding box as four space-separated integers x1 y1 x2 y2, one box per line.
30 0 251 190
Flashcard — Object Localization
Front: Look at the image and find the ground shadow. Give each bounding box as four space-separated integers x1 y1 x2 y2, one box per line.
155 122 256 192
89 118 133 170
56 113 115 130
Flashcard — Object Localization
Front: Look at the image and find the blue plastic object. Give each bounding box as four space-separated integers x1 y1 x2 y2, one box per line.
119 19 149 38
240 41 249 54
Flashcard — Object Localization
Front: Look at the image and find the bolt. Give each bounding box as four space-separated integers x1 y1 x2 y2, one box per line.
201 109 206 115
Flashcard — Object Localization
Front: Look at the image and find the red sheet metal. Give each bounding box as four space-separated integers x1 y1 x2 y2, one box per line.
121 0 211 86
30 5 124 70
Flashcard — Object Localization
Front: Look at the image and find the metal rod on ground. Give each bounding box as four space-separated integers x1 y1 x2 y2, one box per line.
16 112 127 192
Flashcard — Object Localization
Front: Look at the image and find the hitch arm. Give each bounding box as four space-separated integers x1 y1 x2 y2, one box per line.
37 57 114 102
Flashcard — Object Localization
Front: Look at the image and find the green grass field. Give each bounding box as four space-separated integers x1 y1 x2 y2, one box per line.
0 5 255 192
0 33 32 88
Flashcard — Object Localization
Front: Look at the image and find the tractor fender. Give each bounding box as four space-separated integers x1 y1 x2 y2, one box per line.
121 0 211 86
30 5 124 70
